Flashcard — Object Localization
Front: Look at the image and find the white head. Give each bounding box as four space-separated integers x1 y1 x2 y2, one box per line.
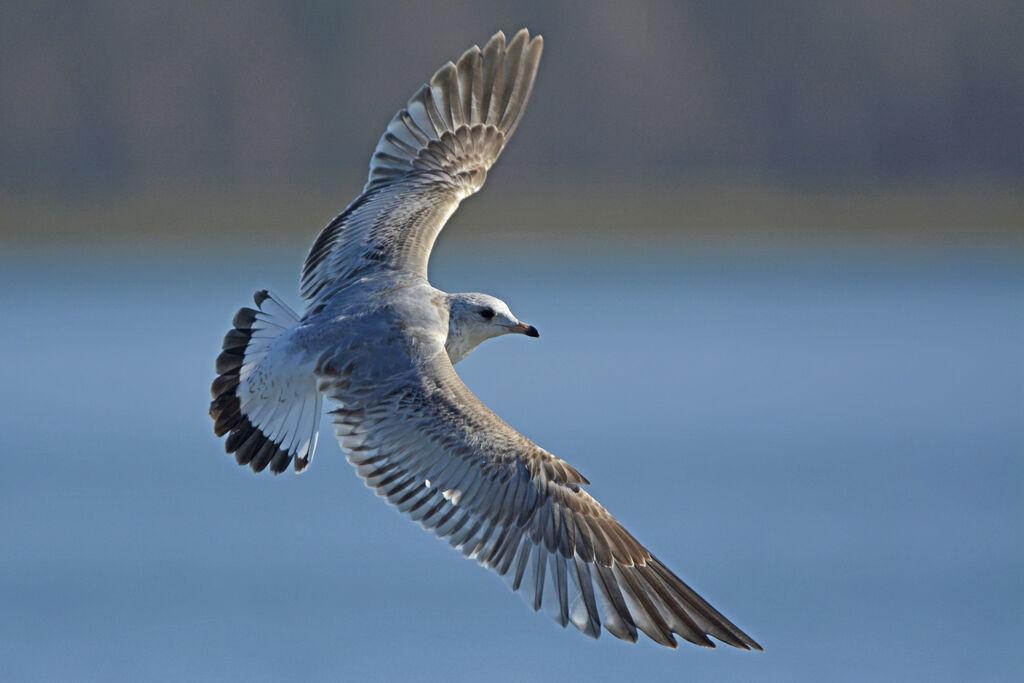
445 292 539 364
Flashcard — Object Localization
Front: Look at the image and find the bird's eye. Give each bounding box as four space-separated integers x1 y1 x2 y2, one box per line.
480 308 495 320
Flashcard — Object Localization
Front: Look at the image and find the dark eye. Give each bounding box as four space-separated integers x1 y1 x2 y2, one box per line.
479 308 495 320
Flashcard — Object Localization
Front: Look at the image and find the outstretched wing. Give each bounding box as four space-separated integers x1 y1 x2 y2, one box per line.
301 29 543 303
316 349 761 651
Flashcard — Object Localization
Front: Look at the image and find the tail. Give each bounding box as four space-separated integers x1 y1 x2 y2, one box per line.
210 290 322 474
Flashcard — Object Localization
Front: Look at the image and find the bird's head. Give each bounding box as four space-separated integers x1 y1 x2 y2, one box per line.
445 292 539 364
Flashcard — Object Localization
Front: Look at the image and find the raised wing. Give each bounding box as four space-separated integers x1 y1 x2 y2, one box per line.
301 29 543 303
316 350 761 650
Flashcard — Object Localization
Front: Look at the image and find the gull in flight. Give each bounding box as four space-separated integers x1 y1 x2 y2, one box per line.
210 29 761 651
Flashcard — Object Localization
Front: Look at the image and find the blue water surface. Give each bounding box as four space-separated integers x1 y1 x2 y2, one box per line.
1 240 1020 682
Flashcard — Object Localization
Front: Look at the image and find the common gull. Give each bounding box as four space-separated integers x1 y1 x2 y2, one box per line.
210 29 761 651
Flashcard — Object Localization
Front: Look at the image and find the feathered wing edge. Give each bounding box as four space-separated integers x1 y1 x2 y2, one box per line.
364 28 543 193
320 354 762 651
300 29 543 302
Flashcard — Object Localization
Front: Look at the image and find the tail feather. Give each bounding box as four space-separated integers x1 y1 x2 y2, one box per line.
210 290 322 474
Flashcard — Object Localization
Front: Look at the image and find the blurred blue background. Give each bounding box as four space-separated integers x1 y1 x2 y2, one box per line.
1 1 1022 681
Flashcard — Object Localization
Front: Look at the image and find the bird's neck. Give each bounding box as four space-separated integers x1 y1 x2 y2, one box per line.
445 322 480 365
